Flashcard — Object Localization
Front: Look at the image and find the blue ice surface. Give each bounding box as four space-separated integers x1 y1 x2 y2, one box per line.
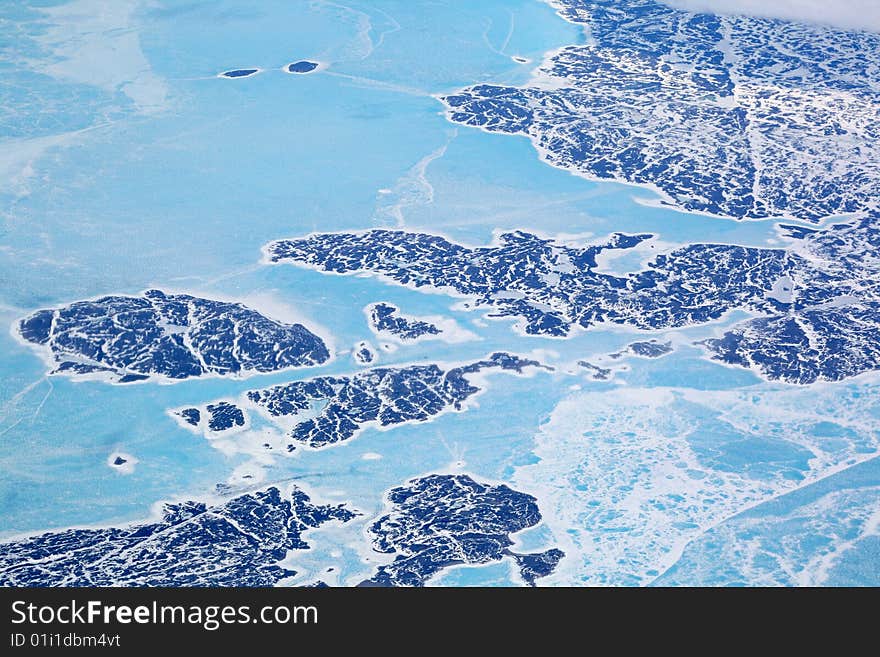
359 474 563 586
0 486 357 586
679 400 813 481
287 60 318 74
17 289 330 383
440 0 880 222
825 537 880 586
266 214 880 383
221 68 259 78
367 301 441 340
177 352 547 448
655 454 880 586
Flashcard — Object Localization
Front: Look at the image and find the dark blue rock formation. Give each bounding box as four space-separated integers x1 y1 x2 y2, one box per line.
701 302 880 384
616 339 673 358
512 549 566 586
0 487 357 586
205 401 246 432
578 361 612 380
286 61 318 74
366 302 441 340
353 341 375 365
178 407 201 427
17 289 330 383
221 68 259 78
359 474 563 586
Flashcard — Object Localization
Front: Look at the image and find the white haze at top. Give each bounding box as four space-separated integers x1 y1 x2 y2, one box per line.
663 0 880 33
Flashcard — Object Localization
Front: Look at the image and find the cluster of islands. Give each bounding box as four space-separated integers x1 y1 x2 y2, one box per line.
220 60 320 79
0 475 562 587
4 0 880 586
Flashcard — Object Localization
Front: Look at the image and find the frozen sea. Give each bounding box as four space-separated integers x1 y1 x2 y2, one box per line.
1 0 878 586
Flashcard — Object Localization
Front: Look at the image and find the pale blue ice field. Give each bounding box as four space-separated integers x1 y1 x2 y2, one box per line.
1 0 877 585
